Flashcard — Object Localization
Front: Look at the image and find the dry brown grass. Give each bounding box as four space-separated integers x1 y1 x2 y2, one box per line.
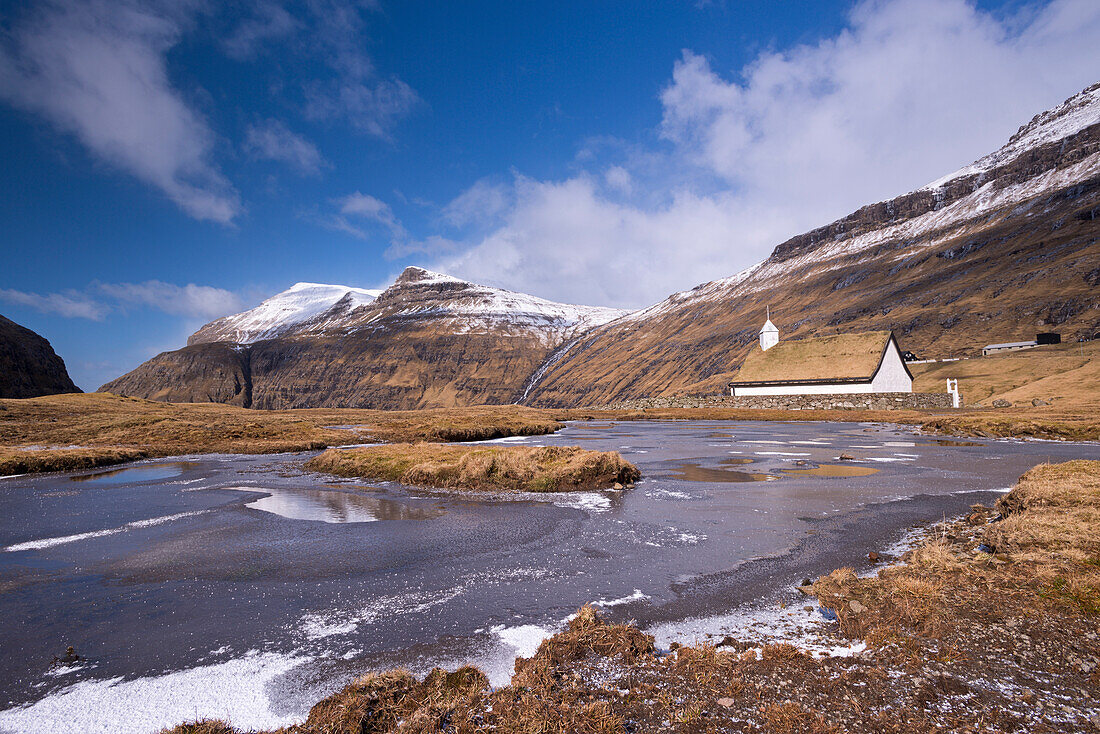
0 446 150 476
293 666 489 734
305 444 640 493
760 701 835 734
816 460 1100 649
159 721 238 734
0 394 563 475
512 605 655 688
911 339 1100 409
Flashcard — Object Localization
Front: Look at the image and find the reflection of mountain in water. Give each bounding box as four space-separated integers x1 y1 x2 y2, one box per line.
245 487 445 523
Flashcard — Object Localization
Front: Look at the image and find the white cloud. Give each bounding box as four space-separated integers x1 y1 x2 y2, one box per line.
314 0 421 138
305 76 420 140
222 0 299 60
97 281 244 319
442 179 510 228
603 165 633 195
0 288 109 320
0 281 244 321
244 119 327 175
0 0 241 223
330 191 407 239
437 0 1100 308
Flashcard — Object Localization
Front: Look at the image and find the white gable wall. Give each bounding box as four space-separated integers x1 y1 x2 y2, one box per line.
870 339 913 393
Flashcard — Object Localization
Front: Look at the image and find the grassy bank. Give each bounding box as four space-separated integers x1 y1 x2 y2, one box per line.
0 394 563 475
306 444 640 493
164 459 1100 733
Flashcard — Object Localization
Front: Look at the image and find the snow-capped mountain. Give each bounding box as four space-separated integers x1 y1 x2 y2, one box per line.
103 267 630 409
189 267 628 347
520 81 1100 406
188 282 383 345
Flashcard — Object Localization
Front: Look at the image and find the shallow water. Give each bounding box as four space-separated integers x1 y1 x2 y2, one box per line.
0 420 1096 733
243 486 445 523
69 462 197 485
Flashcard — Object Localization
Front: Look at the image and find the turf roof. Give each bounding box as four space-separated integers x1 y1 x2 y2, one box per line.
731 331 895 385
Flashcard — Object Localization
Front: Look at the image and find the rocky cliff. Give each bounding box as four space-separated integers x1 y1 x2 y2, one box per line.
520 83 1100 406
101 268 628 409
0 315 81 398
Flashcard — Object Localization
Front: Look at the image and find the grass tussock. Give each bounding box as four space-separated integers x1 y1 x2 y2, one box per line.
294 666 489 734
512 605 655 688
159 721 237 734
305 444 640 493
0 446 149 476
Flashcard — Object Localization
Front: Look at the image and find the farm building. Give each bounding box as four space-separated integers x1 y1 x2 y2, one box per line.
982 332 1061 356
728 319 913 397
982 340 1039 356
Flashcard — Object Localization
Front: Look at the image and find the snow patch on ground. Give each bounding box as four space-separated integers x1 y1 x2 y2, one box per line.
647 601 866 660
0 651 309 734
553 492 612 512
594 589 649 607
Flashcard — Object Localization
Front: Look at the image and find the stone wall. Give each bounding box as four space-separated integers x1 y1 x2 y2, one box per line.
595 392 957 411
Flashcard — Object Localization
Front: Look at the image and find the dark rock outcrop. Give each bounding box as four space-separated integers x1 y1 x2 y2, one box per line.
0 315 81 398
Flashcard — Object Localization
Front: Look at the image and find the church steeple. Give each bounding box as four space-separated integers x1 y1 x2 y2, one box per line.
759 307 779 351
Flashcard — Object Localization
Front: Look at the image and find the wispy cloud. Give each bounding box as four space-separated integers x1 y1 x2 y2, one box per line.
228 0 420 139
222 0 299 60
97 281 244 319
442 179 511 228
0 288 109 320
331 191 407 239
0 281 244 321
0 0 241 223
244 119 327 175
438 0 1100 308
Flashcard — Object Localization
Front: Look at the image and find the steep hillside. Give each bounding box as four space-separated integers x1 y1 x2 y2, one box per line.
0 315 80 398
522 83 1100 406
101 267 628 409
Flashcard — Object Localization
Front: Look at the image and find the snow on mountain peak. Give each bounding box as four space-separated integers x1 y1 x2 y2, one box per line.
188 268 630 346
188 282 383 345
394 266 466 286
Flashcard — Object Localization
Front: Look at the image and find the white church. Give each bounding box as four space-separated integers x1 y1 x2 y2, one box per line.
728 313 914 396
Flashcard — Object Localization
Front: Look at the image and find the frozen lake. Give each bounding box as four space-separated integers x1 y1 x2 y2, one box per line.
0 420 1096 733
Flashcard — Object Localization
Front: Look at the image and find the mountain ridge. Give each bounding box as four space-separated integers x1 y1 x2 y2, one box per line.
102 82 1100 410
101 267 630 409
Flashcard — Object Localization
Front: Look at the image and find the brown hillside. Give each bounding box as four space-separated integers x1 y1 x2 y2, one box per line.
523 125 1100 406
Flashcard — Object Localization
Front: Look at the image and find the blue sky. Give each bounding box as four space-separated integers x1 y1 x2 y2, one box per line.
1 0 1098 390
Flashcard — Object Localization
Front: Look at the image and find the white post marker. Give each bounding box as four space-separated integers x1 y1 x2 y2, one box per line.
946 378 960 408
